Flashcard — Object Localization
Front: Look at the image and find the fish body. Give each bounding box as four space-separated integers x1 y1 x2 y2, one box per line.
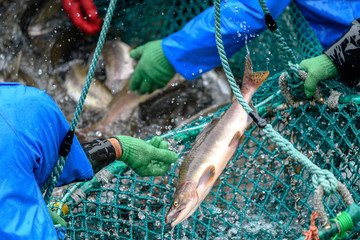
102 41 135 94
26 0 62 37
85 74 185 133
65 64 113 109
165 55 269 227
65 41 136 111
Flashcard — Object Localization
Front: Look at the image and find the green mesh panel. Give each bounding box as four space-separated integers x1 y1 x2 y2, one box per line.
61 1 360 239
94 0 213 45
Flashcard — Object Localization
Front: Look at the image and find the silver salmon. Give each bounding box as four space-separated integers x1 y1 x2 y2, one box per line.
165 55 269 227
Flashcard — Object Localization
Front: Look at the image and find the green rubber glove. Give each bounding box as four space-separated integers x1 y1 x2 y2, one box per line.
48 208 67 228
130 40 176 95
300 54 339 98
114 135 178 176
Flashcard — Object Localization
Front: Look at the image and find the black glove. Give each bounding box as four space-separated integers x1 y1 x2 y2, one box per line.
324 18 360 88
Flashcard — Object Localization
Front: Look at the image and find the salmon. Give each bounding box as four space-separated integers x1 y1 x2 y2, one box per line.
165 55 269 227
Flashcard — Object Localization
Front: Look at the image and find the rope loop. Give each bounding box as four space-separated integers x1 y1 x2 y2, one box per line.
314 181 354 228
279 70 324 105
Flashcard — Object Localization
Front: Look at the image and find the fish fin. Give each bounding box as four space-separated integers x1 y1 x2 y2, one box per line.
197 165 216 189
233 54 253 90
229 131 242 147
241 54 269 101
249 71 270 90
242 54 269 90
243 54 253 80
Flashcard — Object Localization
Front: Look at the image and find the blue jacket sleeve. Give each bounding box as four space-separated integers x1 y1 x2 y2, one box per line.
162 0 290 81
0 83 93 239
20 86 94 187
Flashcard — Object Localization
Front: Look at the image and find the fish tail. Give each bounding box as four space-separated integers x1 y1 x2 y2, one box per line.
241 54 269 102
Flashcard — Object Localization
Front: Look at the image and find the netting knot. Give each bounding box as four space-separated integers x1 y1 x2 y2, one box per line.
303 211 320 240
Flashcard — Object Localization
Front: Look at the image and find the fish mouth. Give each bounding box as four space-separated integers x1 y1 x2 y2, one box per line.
165 209 182 225
166 204 197 227
170 216 183 228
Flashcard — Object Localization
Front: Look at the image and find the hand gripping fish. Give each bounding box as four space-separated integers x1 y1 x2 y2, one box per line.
165 55 269 227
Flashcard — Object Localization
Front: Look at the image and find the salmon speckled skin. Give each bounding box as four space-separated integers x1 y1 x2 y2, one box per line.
166 55 269 227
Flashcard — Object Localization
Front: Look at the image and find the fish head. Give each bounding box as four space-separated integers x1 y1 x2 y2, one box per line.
165 181 199 227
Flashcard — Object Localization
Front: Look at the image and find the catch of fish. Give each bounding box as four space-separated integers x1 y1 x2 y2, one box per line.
165 55 269 227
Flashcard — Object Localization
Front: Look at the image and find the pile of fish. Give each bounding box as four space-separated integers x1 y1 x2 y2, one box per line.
0 0 233 142
66 40 233 140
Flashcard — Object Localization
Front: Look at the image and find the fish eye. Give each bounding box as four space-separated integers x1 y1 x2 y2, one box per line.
173 201 178 207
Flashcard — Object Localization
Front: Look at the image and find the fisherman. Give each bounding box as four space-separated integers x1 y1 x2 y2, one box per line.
0 82 178 239
63 0 360 98
127 2 360 98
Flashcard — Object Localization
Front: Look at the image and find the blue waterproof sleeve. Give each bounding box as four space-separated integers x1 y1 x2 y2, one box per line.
0 83 93 239
162 0 290 81
295 1 360 49
162 0 360 81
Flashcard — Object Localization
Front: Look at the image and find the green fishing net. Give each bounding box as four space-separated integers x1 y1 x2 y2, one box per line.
58 1 360 239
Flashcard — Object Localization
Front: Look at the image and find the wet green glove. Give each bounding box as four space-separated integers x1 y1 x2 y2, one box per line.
300 54 339 98
130 40 176 95
114 135 178 176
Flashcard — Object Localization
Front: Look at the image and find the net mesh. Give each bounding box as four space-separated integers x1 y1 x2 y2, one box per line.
60 1 360 239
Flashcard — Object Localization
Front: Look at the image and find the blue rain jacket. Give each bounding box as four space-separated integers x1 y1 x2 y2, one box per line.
0 83 93 239
162 0 360 81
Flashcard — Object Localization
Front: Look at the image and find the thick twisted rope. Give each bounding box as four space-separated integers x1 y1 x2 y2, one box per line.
214 0 337 195
257 0 304 99
41 0 118 204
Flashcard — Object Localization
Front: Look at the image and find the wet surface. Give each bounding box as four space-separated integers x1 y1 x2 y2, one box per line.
0 0 232 142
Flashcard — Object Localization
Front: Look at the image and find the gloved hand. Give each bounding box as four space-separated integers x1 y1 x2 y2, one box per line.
300 54 338 98
114 135 178 176
62 0 102 35
130 40 176 94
